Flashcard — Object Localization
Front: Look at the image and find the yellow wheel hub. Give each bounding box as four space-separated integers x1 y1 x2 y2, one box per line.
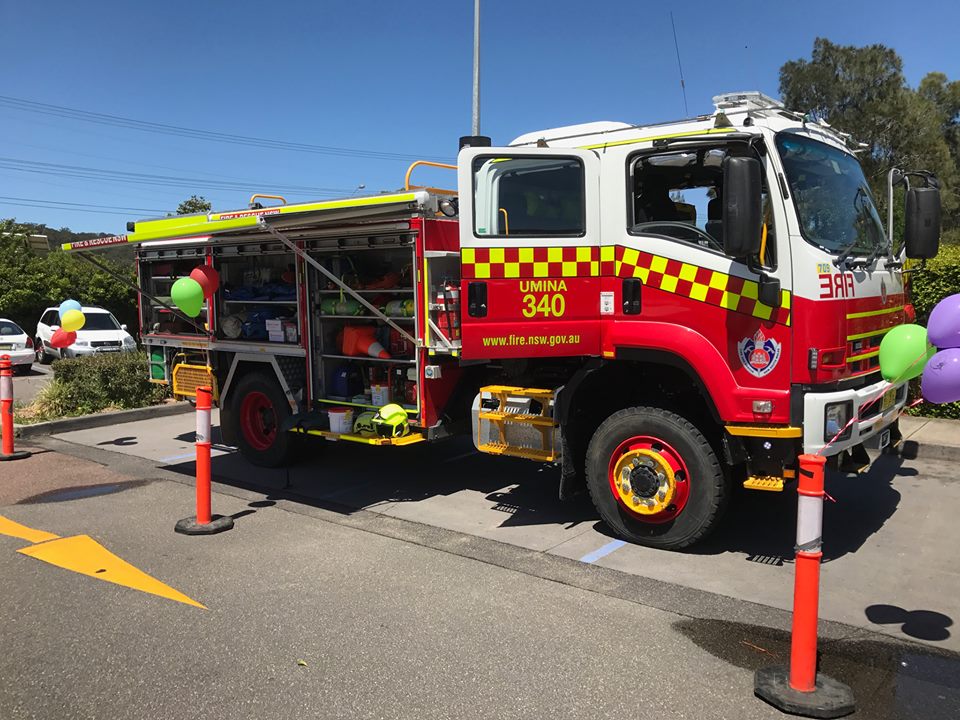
612 449 676 515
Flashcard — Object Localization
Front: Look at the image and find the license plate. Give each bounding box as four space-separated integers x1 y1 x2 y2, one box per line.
0 344 11 350
878 428 891 450
881 388 897 412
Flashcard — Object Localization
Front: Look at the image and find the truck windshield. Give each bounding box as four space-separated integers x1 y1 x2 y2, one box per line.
775 133 885 255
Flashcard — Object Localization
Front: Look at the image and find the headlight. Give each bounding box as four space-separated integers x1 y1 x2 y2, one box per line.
123 336 136 347
824 401 853 442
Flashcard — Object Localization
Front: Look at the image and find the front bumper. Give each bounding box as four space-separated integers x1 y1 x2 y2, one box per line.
0 348 34 366
802 376 907 456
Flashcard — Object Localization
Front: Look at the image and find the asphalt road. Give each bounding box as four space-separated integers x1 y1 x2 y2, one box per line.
0 415 958 719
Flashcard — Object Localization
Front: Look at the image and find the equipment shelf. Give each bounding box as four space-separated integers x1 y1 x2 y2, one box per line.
319 353 416 365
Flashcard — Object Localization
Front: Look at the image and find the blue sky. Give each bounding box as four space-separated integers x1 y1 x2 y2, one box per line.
2 0 959 233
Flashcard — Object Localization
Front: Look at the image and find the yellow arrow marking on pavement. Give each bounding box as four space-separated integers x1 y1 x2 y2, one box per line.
0 516 61 544
1 516 205 609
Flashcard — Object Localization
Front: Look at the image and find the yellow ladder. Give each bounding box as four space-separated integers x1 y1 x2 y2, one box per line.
476 385 557 462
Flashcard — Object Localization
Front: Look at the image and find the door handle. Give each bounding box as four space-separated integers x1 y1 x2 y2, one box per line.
468 281 487 317
622 278 642 315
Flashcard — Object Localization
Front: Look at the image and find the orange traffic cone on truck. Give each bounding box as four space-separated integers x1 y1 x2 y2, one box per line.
340 325 391 359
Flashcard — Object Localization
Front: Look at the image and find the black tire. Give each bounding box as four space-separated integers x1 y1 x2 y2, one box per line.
35 338 51 365
231 372 296 468
585 406 728 550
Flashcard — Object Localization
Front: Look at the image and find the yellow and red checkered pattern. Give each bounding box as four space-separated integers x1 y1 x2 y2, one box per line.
603 246 791 325
460 244 791 325
461 246 599 280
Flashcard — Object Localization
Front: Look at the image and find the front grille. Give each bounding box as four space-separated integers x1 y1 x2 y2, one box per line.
91 340 121 348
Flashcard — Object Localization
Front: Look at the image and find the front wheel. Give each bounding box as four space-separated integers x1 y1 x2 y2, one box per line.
585 406 728 550
35 338 51 365
232 372 296 468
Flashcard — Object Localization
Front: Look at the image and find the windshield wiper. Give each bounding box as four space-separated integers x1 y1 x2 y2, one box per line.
833 187 882 271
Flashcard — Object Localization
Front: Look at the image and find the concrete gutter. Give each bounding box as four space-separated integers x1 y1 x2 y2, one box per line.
15 401 193 439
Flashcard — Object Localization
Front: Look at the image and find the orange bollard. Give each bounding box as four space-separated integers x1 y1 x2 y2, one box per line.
175 386 233 535
754 454 854 718
0 355 31 462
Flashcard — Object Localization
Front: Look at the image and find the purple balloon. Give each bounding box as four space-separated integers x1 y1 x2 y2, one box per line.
927 293 960 349
922 348 960 404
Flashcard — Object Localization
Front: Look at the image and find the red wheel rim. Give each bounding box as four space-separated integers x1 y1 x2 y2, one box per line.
240 391 277 451
607 435 691 524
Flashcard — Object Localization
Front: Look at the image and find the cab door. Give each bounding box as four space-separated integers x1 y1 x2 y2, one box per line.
457 147 601 360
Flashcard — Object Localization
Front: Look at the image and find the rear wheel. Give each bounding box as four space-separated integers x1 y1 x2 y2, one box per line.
585 406 728 550
232 372 295 468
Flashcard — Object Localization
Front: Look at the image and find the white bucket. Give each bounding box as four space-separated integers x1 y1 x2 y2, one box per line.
327 407 354 434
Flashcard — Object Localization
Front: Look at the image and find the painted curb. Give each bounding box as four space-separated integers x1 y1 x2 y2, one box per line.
15 401 193 438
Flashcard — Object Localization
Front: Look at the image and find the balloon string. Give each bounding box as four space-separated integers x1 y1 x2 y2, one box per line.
816 347 931 456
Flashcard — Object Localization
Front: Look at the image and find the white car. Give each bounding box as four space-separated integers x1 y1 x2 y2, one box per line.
0 319 34 374
35 306 137 363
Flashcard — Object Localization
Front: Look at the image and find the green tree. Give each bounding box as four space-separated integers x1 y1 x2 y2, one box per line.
779 38 959 231
176 195 212 215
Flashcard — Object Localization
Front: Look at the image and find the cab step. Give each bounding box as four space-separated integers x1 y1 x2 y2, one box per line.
476 385 557 463
743 476 785 492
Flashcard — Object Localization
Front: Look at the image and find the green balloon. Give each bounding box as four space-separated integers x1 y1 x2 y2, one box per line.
878 323 935 382
171 277 204 317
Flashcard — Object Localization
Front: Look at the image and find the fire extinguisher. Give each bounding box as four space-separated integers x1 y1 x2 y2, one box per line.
435 280 461 341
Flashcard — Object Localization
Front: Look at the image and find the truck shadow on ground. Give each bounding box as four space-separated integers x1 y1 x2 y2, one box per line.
163 428 905 563
683 453 905 562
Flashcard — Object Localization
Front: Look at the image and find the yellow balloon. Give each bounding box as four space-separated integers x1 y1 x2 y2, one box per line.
61 309 86 332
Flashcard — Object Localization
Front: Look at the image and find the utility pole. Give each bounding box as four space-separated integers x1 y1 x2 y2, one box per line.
472 0 481 135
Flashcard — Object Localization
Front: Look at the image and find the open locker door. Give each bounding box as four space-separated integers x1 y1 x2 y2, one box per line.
456 147 601 360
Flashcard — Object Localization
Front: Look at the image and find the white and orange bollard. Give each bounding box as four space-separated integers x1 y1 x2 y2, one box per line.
754 454 854 718
0 355 30 462
175 386 233 535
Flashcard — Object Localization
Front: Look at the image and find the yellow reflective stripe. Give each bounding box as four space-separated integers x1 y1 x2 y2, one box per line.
725 425 803 439
846 327 892 341
847 350 880 363
846 306 904 320
580 127 737 151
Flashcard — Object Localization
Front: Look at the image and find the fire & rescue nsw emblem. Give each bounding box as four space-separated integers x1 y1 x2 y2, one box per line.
737 329 781 378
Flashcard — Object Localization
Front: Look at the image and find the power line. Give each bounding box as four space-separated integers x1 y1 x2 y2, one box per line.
0 156 355 196
0 195 170 213
0 95 453 164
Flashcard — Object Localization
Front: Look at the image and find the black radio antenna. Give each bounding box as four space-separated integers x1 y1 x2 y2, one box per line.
670 12 689 116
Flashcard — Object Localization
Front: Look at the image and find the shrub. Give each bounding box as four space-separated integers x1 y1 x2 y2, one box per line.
27 351 168 421
906 234 960 418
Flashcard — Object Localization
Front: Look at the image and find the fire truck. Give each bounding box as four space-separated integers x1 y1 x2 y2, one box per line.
63 91 941 549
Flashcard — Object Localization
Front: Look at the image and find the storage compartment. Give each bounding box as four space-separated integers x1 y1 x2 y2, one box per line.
138 251 210 336
306 237 422 421
214 243 300 345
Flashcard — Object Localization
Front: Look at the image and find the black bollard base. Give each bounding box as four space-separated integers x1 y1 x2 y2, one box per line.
175 515 234 535
755 666 855 718
0 450 31 461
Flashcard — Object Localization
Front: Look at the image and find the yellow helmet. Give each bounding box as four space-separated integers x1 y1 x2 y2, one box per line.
372 403 408 438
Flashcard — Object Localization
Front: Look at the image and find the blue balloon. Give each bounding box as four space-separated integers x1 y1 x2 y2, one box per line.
58 299 82 321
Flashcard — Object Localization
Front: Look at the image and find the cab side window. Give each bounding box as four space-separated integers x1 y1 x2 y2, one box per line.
628 147 777 267
473 156 584 237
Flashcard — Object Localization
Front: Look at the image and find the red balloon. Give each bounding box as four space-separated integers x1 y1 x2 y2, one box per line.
50 328 77 349
189 265 220 296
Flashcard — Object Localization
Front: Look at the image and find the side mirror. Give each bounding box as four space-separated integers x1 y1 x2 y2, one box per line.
904 186 940 259
121 324 127 331
722 156 763 259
